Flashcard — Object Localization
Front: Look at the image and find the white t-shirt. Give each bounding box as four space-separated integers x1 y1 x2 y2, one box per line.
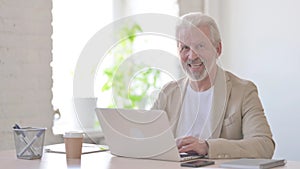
176 84 214 139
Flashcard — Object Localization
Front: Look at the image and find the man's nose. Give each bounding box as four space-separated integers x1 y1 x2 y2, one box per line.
187 49 199 60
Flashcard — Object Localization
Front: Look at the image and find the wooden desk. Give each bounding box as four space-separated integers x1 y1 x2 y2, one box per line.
0 148 299 169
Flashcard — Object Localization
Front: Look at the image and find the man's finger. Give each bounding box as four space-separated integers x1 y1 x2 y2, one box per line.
177 137 190 147
179 144 194 153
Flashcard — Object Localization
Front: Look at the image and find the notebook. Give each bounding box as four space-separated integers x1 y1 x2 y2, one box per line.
45 143 109 154
95 108 204 162
220 159 286 169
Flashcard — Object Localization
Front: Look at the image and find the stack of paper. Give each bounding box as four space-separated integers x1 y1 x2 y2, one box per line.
220 159 286 169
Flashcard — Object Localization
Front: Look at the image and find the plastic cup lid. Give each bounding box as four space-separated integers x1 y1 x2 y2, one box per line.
64 131 84 138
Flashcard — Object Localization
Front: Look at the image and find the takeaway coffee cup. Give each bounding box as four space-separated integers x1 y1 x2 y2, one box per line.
64 131 84 159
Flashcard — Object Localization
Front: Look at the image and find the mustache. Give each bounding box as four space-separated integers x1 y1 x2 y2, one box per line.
187 58 203 64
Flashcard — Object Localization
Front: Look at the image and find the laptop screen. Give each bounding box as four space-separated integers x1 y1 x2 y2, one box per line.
95 108 183 161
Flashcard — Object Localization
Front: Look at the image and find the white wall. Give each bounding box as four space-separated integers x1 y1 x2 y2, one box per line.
211 0 300 160
0 0 61 150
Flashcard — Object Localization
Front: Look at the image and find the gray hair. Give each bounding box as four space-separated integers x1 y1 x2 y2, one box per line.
176 12 221 47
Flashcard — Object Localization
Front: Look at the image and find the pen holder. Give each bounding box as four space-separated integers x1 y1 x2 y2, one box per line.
13 127 46 160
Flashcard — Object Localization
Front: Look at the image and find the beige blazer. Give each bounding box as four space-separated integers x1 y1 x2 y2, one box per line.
152 68 275 159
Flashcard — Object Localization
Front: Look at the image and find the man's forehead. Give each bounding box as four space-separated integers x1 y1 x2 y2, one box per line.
177 25 211 44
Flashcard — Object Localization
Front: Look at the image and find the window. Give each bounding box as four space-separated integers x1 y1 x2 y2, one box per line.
51 0 113 135
52 0 179 143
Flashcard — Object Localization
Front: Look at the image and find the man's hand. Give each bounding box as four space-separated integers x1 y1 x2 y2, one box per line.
176 136 209 155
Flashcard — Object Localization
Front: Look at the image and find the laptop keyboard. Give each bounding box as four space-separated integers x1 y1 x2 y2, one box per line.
180 153 204 160
180 153 200 158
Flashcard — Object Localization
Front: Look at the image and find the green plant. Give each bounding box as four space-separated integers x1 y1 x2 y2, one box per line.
101 23 161 109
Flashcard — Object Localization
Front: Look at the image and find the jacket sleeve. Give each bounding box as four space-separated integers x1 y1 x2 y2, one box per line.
207 82 275 159
151 84 168 111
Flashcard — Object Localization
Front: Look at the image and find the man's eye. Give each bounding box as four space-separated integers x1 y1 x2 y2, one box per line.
180 45 190 52
197 43 205 49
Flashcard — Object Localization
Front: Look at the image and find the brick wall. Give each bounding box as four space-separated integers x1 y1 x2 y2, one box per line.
0 0 61 150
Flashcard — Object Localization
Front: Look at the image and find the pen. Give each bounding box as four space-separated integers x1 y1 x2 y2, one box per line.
18 129 44 157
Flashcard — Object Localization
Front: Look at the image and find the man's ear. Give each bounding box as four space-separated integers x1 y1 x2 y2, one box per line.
216 41 222 57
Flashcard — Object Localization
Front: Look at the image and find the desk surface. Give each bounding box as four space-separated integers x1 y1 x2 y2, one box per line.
0 148 299 169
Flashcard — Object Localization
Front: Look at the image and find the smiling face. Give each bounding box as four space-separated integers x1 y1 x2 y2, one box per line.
178 25 221 83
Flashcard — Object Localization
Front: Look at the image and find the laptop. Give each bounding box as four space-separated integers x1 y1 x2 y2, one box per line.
95 108 204 162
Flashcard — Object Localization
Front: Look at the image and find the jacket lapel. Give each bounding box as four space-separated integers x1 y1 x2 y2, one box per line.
171 77 189 134
206 68 232 139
